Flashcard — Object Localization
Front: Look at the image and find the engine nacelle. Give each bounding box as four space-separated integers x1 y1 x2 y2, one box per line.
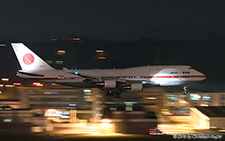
104 80 116 88
131 83 143 91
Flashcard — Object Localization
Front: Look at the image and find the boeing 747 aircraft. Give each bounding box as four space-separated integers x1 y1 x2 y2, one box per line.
11 43 206 97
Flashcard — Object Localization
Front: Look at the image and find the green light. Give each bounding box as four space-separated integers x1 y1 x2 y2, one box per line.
55 61 63 64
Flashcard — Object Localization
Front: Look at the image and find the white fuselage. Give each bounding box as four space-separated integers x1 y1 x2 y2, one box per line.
17 65 206 87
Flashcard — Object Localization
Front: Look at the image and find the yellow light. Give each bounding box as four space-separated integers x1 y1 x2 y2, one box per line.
2 78 9 81
146 97 156 100
5 85 15 88
98 57 106 60
72 38 80 41
100 119 114 134
101 119 111 123
96 50 104 53
0 84 3 87
57 50 66 55
100 123 112 128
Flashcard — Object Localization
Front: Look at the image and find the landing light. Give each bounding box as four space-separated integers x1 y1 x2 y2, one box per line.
75 72 79 75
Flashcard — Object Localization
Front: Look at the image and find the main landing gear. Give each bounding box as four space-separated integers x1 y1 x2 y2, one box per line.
106 88 122 97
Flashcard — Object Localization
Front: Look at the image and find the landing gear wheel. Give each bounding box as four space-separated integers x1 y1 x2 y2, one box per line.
106 91 114 96
115 89 122 97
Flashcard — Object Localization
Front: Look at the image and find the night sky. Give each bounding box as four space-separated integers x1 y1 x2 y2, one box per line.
1 0 225 91
1 0 225 41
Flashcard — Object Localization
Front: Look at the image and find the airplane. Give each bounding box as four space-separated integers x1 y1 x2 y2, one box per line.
11 43 206 97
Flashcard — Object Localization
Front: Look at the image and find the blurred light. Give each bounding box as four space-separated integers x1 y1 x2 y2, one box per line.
0 91 1 94
32 82 43 87
13 82 21 86
5 85 15 88
146 97 157 100
46 60 53 64
83 89 91 93
3 119 12 123
67 38 80 41
55 61 63 64
57 50 66 55
50 39 58 41
0 84 3 87
75 72 79 75
0 44 6 47
101 119 111 123
1 78 9 81
98 57 106 60
58 50 65 53
96 107 103 110
84 96 91 99
69 104 76 107
100 122 112 128
96 49 104 53
51 83 59 86
190 94 201 100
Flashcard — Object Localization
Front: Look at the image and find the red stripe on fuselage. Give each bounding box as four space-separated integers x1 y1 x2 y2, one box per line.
28 75 206 80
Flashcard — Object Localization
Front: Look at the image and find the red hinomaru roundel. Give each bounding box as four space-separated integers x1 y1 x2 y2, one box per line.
23 53 34 65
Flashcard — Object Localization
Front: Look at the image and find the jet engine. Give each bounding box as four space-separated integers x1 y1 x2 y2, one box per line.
104 80 116 88
130 83 143 91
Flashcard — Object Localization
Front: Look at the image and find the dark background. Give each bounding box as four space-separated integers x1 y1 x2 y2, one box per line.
0 0 225 91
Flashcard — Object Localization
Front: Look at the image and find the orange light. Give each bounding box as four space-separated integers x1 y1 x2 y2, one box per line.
50 39 58 41
98 57 106 60
32 82 43 86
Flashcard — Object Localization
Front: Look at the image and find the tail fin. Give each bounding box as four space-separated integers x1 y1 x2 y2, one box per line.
11 43 55 71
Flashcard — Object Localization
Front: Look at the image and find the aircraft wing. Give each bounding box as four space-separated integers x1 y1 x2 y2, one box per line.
63 67 143 84
63 68 101 81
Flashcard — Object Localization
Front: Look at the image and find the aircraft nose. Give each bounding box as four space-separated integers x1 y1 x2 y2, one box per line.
200 72 207 80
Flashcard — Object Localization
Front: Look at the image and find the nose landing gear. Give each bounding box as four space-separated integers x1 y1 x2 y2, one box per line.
183 86 187 95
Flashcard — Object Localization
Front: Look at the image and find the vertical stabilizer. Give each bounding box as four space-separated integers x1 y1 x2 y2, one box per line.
11 43 55 71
